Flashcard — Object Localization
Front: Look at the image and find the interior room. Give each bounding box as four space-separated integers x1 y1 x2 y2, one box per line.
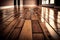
0 0 60 40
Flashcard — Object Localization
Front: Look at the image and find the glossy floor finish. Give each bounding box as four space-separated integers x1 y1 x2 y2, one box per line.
0 6 60 40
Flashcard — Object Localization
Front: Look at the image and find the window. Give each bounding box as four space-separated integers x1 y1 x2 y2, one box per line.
50 0 54 4
42 0 49 4
42 0 46 4
46 0 49 4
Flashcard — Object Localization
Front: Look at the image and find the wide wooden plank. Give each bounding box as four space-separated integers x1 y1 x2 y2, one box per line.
6 17 14 21
3 14 14 21
25 11 31 20
4 21 11 25
3 17 20 36
17 19 25 28
32 20 42 33
3 13 13 19
31 14 38 20
3 17 14 26
33 34 44 40
19 20 32 40
42 22 59 39
3 19 17 36
7 28 21 40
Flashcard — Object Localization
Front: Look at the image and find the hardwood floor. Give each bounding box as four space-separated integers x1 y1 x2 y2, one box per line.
0 6 60 40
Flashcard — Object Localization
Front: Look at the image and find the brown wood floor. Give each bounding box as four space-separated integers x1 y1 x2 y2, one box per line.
0 6 60 40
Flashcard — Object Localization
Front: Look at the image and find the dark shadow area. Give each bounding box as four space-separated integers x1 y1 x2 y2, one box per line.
0 10 5 40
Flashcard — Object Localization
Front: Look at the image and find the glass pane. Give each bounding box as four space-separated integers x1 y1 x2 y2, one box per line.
50 0 54 4
42 0 49 4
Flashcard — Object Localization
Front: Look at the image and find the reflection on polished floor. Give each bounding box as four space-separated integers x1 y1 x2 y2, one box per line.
0 6 60 40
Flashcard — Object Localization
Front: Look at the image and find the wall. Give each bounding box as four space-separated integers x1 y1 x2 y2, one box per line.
0 0 13 6
23 0 36 6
